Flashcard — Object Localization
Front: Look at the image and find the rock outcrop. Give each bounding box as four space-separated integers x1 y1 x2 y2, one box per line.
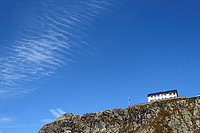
39 96 200 133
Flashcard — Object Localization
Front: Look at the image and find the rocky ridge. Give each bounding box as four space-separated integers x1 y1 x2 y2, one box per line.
39 96 200 132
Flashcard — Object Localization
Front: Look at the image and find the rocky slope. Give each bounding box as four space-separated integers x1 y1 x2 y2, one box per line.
39 96 200 133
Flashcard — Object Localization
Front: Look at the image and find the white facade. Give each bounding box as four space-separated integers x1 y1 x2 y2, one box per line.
148 90 178 102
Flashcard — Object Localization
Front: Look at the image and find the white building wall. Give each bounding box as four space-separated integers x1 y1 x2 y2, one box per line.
148 92 178 102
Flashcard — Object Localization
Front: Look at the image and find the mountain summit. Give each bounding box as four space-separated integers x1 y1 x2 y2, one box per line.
39 96 200 132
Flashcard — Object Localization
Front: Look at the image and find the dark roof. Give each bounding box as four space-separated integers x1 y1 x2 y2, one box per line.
147 90 178 97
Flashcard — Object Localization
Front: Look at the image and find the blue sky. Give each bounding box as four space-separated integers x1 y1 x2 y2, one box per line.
1 0 200 132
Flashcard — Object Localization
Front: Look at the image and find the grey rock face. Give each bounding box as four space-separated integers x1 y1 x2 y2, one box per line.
39 97 200 133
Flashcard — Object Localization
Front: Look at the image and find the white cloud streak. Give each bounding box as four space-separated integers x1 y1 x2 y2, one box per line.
0 116 13 123
40 119 54 123
57 108 66 115
50 109 60 118
0 0 114 98
50 108 65 118
41 108 65 124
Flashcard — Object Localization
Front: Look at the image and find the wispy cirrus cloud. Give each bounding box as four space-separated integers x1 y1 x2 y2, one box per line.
40 119 54 124
50 108 66 118
0 0 115 98
0 115 13 123
0 115 41 130
41 108 66 124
